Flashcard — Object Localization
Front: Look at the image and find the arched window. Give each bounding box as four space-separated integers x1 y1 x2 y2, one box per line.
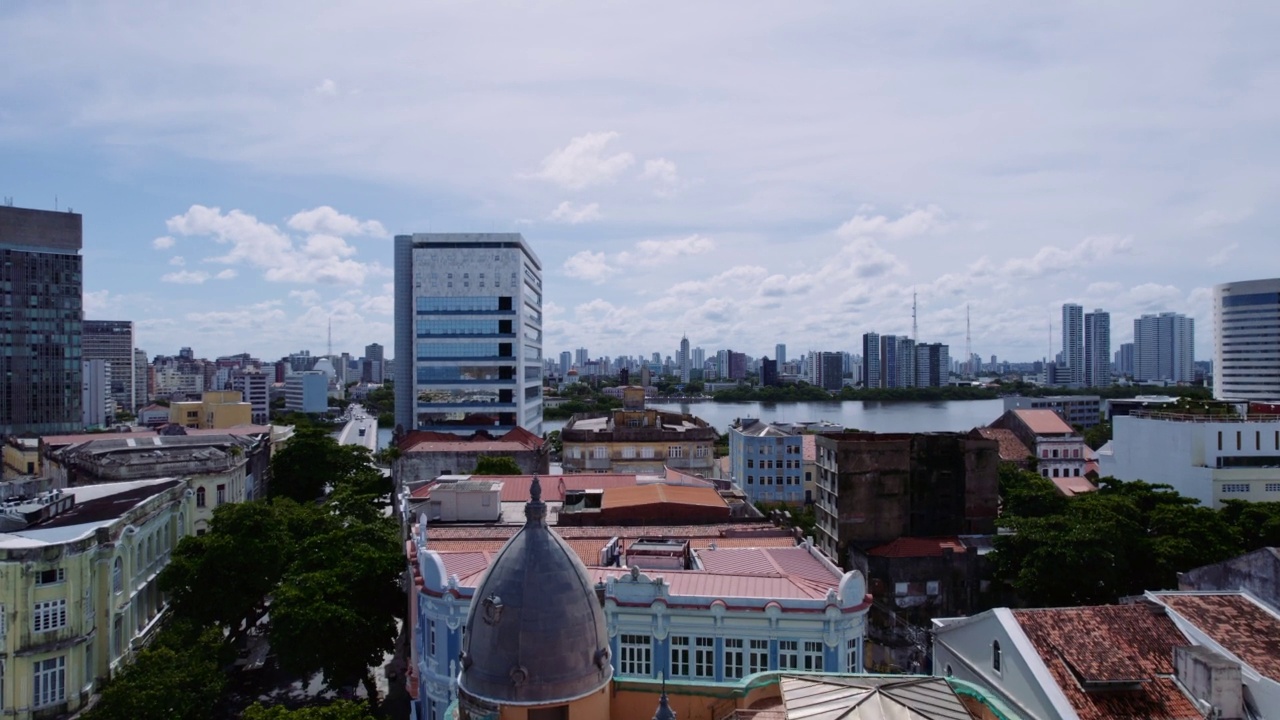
196 487 206 508
112 557 123 595
992 640 1002 672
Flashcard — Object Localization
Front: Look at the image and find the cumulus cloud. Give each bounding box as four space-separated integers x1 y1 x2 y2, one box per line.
152 236 175 250
562 251 617 284
1192 208 1251 230
837 205 948 240
169 255 185 266
286 206 387 237
162 270 210 284
618 235 716 266
639 158 683 195
83 290 112 315
547 201 602 224
1207 242 1238 267
1000 235 1133 278
164 204 381 285
533 131 634 190
314 78 338 97
215 269 237 280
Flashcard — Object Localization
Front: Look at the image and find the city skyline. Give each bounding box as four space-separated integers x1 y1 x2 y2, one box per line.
5 4 1278 360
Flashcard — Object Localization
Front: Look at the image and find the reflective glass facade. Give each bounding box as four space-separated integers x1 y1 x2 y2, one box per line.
1216 279 1280 402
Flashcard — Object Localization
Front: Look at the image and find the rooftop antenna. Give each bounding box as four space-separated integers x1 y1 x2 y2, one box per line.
912 290 918 341
965 304 971 377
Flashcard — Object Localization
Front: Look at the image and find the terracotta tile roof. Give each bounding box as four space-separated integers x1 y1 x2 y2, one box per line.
601 484 727 510
1012 409 1076 436
1155 592 1280 682
865 536 966 558
1013 604 1204 720
974 427 1032 462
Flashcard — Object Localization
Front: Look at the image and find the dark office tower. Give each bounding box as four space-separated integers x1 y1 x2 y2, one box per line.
761 357 778 387
1083 309 1111 388
83 320 136 412
362 342 385 383
880 335 900 388
0 206 84 436
861 333 881 388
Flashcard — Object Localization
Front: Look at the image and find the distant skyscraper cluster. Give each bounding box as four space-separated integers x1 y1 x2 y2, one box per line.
859 332 949 389
1056 303 1191 388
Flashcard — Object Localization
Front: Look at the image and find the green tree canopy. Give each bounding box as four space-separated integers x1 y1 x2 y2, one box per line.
1218 500 1280 551
271 428 387 503
472 455 523 475
86 622 228 720
241 701 377 720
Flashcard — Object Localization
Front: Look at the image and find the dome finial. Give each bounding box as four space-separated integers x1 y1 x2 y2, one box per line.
525 475 546 524
654 673 676 720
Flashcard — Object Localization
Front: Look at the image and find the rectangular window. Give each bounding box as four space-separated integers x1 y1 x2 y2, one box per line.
724 638 744 679
1265 483 1280 493
748 639 769 675
641 447 655 459
33 599 67 633
927 581 940 595
429 620 436 656
670 636 690 677
592 446 607 459
1222 483 1251 493
802 641 824 671
747 459 754 468
668 446 684 459
35 568 65 586
846 638 859 672
32 656 65 708
216 484 226 506
894 582 908 596
778 640 799 670
622 446 636 459
693 637 715 678
619 634 652 676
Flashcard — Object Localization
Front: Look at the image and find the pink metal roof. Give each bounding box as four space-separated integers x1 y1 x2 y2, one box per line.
1052 476 1097 496
866 536 966 558
1013 409 1076 435
411 474 644 502
588 567 835 601
425 521 785 541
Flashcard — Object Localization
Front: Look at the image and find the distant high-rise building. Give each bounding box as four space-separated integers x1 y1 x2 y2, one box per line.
83 320 136 413
896 337 917 388
692 347 705 372
861 333 881 388
727 351 747 381
880 335 900 388
394 233 543 435
1116 343 1135 378
559 351 572 376
575 348 589 369
1084 309 1111 388
362 342 385 384
1062 303 1084 387
81 359 112 428
915 343 950 387
678 335 691 383
1134 312 1194 384
134 348 151 408
231 368 270 424
761 357 778 387
1215 279 1280 402
813 352 844 391
775 343 787 366
0 206 84 436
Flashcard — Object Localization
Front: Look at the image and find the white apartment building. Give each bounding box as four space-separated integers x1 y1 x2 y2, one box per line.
393 233 544 436
231 368 270 424
1215 278 1280 403
1098 411 1280 507
1061 303 1083 388
1134 312 1194 384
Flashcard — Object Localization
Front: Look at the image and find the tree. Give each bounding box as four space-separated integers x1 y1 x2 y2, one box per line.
472 455 523 475
1218 500 1280 551
87 622 227 720
1082 420 1113 450
269 513 404 712
160 500 316 646
242 702 376 720
271 427 376 502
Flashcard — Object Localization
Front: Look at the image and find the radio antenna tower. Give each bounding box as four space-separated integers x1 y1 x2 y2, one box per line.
912 290 918 341
965 304 972 377
327 316 333 357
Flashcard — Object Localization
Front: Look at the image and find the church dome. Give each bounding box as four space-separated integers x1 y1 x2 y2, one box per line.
458 476 612 707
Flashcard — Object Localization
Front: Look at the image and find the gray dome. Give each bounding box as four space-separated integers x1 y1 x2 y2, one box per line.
458 477 613 706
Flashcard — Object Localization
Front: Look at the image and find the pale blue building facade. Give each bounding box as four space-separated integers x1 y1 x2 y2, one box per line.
728 419 806 505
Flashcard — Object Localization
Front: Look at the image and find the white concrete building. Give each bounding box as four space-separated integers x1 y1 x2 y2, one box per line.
231 368 270 425
1134 312 1195 384
1215 278 1280 403
80 359 113 429
1097 411 1280 507
393 233 543 436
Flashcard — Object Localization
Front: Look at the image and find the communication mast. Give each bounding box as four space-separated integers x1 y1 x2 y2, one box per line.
965 304 972 377
912 291 918 341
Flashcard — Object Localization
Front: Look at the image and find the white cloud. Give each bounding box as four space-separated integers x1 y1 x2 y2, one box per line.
164 204 380 285
837 205 948 240
215 268 237 280
547 201 601 224
1207 242 1238 267
162 270 210 284
289 289 322 305
152 236 175 250
169 255 185 266
83 290 112 315
639 158 682 195
562 251 617 284
1192 208 1251 231
313 78 338 97
286 206 387 237
619 235 716 267
999 235 1133 278
532 132 635 190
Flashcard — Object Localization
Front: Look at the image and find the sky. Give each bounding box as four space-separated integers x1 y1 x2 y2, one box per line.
2 2 1278 364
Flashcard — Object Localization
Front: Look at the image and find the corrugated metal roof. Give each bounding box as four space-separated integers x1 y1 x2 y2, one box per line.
601 484 727 510
779 675 974 720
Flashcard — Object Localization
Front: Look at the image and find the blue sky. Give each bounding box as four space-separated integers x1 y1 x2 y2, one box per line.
2 2 1277 363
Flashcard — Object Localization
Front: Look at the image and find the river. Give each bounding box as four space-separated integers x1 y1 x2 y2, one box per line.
376 399 1005 446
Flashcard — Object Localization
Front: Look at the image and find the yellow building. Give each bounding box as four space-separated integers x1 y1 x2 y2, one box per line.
2 437 40 479
560 387 718 475
0 479 195 719
169 390 253 429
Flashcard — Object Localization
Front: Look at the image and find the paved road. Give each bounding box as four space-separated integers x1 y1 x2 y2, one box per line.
338 404 379 453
